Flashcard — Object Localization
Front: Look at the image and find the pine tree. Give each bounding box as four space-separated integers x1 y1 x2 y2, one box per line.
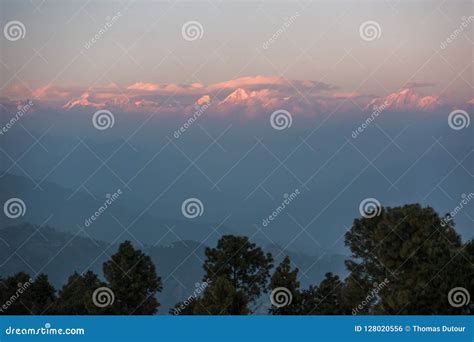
465 240 474 314
268 256 300 315
103 241 162 314
193 277 249 315
30 273 56 314
314 273 346 314
54 271 112 314
0 272 56 315
344 203 473 314
340 264 374 315
295 273 346 315
298 284 318 314
203 235 273 310
0 272 35 314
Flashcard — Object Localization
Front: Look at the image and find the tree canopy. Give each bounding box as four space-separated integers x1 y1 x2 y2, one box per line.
0 204 472 315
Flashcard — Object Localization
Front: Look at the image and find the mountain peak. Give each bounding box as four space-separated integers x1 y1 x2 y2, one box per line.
219 88 250 105
63 92 103 110
366 88 441 112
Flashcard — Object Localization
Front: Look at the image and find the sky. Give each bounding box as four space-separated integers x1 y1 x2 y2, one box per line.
0 2 473 314
0 0 472 256
0 0 472 112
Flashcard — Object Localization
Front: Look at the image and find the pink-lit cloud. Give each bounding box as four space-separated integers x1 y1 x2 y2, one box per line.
331 92 366 99
1 76 455 115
